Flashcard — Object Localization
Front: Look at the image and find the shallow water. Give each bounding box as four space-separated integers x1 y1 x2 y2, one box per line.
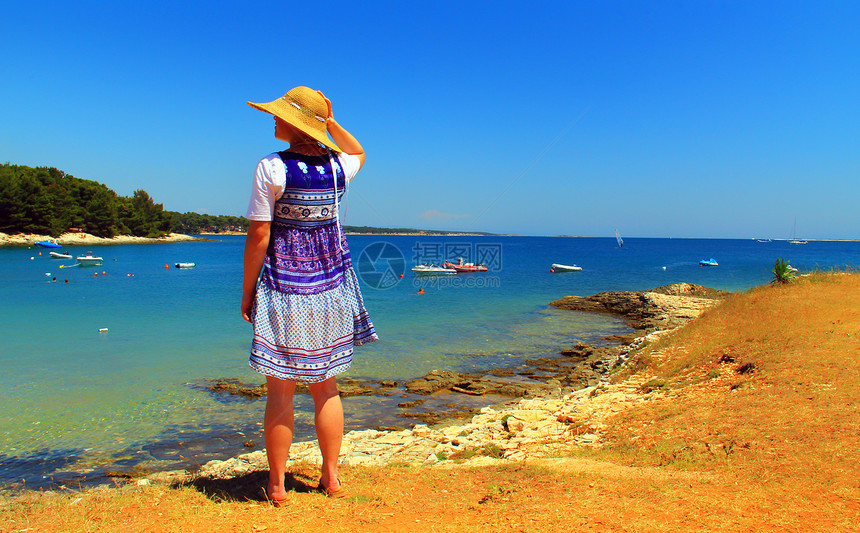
1 235 857 488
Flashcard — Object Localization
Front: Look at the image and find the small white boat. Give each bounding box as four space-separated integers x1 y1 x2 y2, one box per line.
49 251 73 259
699 258 719 267
411 264 456 275
551 263 582 272
175 262 196 269
76 252 103 266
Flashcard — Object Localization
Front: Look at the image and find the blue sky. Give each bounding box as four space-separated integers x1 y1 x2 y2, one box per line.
2 1 858 238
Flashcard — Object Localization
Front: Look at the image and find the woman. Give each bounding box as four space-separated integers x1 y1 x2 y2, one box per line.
242 86 378 503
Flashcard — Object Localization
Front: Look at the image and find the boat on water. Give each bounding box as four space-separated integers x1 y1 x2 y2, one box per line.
615 229 623 248
34 240 62 248
49 251 73 259
175 262 196 269
442 258 488 272
699 258 719 267
76 252 104 265
411 264 456 275
788 218 807 244
550 263 582 273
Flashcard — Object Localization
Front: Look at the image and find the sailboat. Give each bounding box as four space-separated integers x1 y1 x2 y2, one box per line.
788 219 807 245
615 229 623 248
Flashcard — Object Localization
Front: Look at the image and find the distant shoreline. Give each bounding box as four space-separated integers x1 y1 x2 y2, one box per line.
767 238 860 242
0 231 207 247
3 231 856 244
198 230 507 237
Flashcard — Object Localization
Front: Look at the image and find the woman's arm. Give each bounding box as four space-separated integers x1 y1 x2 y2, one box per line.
318 91 365 169
241 220 271 322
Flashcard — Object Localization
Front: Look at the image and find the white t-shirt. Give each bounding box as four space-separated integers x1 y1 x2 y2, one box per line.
245 152 361 221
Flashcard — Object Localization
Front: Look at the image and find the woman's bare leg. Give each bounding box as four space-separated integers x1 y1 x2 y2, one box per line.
308 377 343 490
264 375 296 499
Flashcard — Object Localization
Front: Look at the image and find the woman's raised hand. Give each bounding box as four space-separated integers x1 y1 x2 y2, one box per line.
317 90 333 126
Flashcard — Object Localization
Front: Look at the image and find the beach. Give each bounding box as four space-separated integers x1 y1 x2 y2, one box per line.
0 231 205 247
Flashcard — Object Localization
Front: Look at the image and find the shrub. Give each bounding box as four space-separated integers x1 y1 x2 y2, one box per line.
772 257 797 284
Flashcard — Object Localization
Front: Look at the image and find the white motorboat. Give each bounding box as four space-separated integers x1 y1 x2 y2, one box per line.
49 251 73 259
442 258 488 272
76 252 103 265
411 264 456 275
550 263 582 272
175 262 196 269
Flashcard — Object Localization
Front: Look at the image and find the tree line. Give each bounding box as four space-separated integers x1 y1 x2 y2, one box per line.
0 163 173 238
169 212 248 234
0 163 252 237
1 163 484 238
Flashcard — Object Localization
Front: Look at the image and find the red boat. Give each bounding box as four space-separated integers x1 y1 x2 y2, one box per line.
442 258 488 272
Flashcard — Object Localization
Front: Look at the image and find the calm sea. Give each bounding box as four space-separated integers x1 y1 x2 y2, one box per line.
1 235 857 489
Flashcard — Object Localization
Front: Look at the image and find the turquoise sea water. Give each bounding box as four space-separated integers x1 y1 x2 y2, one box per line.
1 235 858 489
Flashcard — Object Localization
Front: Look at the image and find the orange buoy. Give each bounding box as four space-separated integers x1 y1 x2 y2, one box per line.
164 264 169 269
399 274 404 278
418 288 424 294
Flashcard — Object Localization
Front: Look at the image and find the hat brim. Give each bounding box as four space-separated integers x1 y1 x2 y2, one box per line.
247 100 342 153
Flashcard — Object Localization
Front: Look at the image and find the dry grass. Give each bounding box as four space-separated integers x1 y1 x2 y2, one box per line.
3 272 859 532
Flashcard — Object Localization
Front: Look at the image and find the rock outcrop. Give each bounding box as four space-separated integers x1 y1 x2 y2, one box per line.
550 283 728 331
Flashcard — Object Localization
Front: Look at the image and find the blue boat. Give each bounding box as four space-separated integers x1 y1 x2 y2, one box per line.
34 240 62 248
699 258 719 267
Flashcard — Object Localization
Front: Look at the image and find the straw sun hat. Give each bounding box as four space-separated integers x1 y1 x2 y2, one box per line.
247 86 341 152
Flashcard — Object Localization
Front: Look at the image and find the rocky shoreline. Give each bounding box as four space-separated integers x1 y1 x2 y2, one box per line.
549 282 730 332
141 282 727 487
0 231 206 247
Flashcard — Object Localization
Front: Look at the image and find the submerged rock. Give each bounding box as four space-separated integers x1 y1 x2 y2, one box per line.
209 379 267 399
560 341 593 359
404 369 557 399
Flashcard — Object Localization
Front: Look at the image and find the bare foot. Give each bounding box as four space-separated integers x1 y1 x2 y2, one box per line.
266 484 289 502
318 477 345 497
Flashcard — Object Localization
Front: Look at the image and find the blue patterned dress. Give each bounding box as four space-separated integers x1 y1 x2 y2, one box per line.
249 150 378 382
